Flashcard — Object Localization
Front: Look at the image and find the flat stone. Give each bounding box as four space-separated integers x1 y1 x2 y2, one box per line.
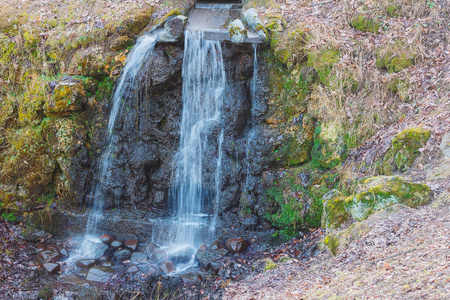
110 240 123 249
86 266 114 282
113 249 132 261
124 239 138 251
159 261 176 274
130 252 148 264
37 247 61 263
43 262 60 274
76 259 97 269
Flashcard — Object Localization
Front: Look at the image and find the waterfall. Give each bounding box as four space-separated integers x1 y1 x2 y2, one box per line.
80 33 158 255
171 30 225 246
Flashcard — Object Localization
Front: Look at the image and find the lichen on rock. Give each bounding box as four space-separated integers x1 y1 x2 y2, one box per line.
45 77 87 117
228 19 247 44
391 127 431 171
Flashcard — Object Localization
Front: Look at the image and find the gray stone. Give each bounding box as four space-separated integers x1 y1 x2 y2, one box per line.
195 248 228 270
99 234 113 245
37 247 61 263
124 239 138 251
159 261 176 273
113 249 132 261
158 15 188 42
151 249 168 264
225 238 249 253
143 243 159 256
130 252 148 264
169 246 195 264
43 262 60 274
127 265 140 273
228 19 247 43
110 240 123 249
86 266 114 282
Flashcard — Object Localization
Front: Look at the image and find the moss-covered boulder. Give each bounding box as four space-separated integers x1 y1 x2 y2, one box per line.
228 19 247 44
69 47 110 79
347 176 431 221
124 9 152 34
321 189 349 230
391 127 431 171
350 15 380 33
242 8 269 43
45 78 86 117
270 114 315 167
110 36 134 52
311 121 348 169
376 41 415 73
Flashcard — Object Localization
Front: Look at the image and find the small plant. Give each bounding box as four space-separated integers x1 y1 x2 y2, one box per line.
1 212 17 222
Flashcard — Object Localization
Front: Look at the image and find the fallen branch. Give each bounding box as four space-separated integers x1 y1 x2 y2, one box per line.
366 248 417 265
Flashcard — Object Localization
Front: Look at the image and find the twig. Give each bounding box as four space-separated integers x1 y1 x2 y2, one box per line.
366 248 417 265
312 1 333 7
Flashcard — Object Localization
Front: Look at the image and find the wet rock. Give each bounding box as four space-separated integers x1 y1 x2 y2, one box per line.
101 261 114 267
209 262 221 274
76 259 97 269
81 240 109 259
169 246 195 264
127 265 140 273
113 249 132 261
99 234 113 245
37 247 61 263
228 19 247 43
140 264 160 275
208 240 223 251
242 8 268 42
124 239 138 251
130 252 148 264
159 261 176 273
195 248 228 270
110 240 123 249
43 262 60 274
86 266 114 282
60 248 69 257
151 249 168 264
143 243 159 256
225 238 249 253
158 15 188 43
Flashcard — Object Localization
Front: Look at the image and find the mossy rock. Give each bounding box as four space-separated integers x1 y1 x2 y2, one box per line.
45 78 86 117
69 47 109 79
311 122 348 169
347 176 431 221
270 114 315 167
323 233 340 256
307 46 340 84
376 46 415 73
228 19 247 44
272 28 307 67
110 36 134 52
391 127 430 171
124 9 153 34
324 220 370 256
350 14 380 34
17 77 49 126
387 78 409 102
321 189 350 230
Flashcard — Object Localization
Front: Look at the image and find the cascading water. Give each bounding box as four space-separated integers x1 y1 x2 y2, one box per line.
78 33 158 256
150 31 225 267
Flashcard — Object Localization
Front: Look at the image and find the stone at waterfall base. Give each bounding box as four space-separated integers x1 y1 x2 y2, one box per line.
159 261 176 273
76 258 97 269
86 266 114 282
225 238 249 253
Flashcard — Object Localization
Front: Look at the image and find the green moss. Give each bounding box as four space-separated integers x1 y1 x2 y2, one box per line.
350 15 380 33
45 79 86 117
322 190 350 230
124 9 153 34
264 259 277 271
307 46 340 85
386 5 401 18
272 28 307 67
392 127 431 171
311 122 348 170
154 9 181 26
324 233 340 256
376 41 415 73
387 78 409 102
347 176 431 221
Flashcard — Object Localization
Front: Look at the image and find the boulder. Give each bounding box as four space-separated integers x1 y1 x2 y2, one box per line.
86 266 114 282
208 240 223 251
391 127 431 171
158 15 188 43
130 252 148 264
113 249 132 261
225 238 249 253
76 259 97 269
195 248 228 270
151 249 168 264
321 190 350 231
159 261 176 274
169 246 195 264
127 265 140 273
124 239 139 251
228 19 247 43
99 234 113 245
242 8 268 42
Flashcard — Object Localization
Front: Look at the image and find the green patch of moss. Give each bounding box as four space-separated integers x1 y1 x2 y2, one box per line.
392 127 431 171
322 190 350 230
307 46 340 85
347 176 431 221
311 122 348 170
386 5 401 18
264 259 277 271
376 41 415 73
387 78 409 102
45 79 86 117
272 28 308 67
124 9 153 34
324 233 340 256
350 14 380 34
